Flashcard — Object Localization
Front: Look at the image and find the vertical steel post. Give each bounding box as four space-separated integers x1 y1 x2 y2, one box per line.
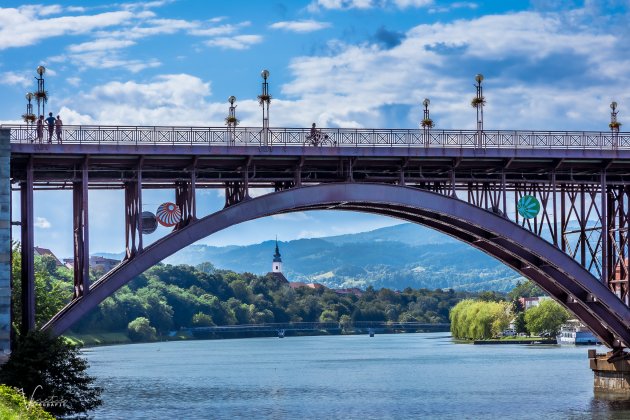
260 70 270 146
72 158 90 298
501 172 507 216
137 159 143 252
20 158 35 333
601 171 608 284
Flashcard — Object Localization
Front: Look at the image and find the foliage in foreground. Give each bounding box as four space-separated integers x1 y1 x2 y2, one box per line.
0 331 102 417
0 385 54 420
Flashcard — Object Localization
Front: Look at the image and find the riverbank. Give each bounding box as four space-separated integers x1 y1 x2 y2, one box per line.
474 338 557 345
66 325 451 347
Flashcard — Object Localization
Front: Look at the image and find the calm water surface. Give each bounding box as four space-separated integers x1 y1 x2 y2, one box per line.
85 333 630 419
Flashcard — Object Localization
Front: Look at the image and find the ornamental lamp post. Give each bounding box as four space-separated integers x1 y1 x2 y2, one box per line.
259 69 271 146
24 92 34 125
226 95 238 145
472 73 485 147
35 65 47 117
421 98 433 147
610 101 621 148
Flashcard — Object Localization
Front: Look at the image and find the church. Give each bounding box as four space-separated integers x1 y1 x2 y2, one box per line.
268 239 326 290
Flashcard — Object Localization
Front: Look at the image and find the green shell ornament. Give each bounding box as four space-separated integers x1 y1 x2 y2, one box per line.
517 195 540 219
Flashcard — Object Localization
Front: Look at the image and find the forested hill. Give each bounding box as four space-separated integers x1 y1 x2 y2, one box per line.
156 223 521 292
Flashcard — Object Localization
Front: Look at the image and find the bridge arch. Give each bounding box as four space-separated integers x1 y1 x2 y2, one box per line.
43 183 630 348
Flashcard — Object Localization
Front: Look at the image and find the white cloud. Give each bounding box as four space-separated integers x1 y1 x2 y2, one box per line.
35 217 51 229
0 8 134 50
308 0 432 10
68 38 136 52
205 34 262 50
0 71 30 87
66 77 81 87
271 212 313 221
270 20 331 33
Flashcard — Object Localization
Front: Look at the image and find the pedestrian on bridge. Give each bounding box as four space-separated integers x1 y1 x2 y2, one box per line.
55 115 63 144
45 112 55 143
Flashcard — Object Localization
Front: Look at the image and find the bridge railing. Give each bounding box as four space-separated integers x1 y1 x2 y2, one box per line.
3 124 629 148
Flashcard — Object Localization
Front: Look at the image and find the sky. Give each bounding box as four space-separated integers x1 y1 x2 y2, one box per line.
1 0 629 259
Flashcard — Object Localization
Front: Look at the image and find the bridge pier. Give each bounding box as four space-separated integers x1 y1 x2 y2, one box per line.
0 129 10 359
19 157 35 335
589 350 630 395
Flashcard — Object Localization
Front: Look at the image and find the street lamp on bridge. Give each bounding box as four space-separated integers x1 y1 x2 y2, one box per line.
226 95 238 145
610 101 622 148
34 65 47 117
258 69 271 146
23 92 35 125
421 98 433 147
472 73 485 147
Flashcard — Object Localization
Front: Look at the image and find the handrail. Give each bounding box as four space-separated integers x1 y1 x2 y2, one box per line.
2 124 629 149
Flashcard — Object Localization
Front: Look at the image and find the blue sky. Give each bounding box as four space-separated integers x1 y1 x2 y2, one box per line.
1 0 629 259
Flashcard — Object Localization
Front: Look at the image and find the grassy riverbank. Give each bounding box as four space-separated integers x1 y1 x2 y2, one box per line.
0 385 54 420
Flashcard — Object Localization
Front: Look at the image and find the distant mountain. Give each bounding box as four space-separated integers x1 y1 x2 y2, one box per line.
158 223 522 292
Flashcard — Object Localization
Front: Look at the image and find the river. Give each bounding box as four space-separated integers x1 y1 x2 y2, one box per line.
85 332 630 419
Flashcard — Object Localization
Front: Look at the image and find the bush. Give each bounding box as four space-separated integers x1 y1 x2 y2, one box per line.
127 317 157 342
192 312 214 327
0 331 102 417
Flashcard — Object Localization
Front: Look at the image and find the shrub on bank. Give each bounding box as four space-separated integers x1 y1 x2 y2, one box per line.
0 385 55 420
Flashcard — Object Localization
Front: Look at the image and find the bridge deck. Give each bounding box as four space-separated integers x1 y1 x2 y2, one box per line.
5 125 630 187
9 143 630 188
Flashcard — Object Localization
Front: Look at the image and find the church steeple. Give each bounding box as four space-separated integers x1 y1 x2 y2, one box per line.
272 237 282 273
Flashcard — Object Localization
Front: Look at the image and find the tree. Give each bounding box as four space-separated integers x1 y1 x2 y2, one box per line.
127 317 157 342
0 331 102 417
192 312 214 327
508 280 544 301
524 299 569 336
450 299 512 340
513 311 528 335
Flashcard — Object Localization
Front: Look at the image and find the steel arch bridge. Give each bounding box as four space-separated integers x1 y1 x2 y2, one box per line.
4 124 630 352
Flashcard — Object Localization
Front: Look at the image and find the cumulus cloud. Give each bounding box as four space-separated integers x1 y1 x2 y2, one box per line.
308 0 432 10
270 20 331 33
39 8 630 134
205 34 262 50
0 71 31 87
0 7 135 50
35 217 51 229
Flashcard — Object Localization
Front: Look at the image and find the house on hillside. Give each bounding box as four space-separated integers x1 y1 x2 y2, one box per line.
334 287 363 297
34 246 62 266
519 296 551 311
90 256 120 272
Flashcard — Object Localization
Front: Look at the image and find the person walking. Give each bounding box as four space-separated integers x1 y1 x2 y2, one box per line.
45 112 55 143
55 115 63 144
36 115 44 143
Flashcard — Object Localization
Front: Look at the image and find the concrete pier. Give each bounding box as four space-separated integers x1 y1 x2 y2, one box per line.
589 349 630 394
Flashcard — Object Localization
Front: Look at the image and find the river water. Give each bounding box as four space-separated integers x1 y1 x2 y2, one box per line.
85 333 630 419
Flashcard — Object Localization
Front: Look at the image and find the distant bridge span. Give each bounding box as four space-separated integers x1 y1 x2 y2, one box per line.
42 183 630 348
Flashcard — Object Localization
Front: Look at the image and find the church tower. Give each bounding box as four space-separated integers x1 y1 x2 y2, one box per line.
272 239 283 273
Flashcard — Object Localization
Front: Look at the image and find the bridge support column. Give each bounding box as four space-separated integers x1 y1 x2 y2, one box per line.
72 158 89 298
589 350 630 395
20 157 35 334
175 179 196 229
0 129 10 358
